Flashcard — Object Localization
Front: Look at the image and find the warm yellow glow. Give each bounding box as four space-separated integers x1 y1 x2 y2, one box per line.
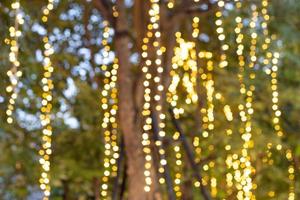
259 1 295 198
39 1 55 199
231 2 258 199
99 21 120 199
5 0 23 124
215 0 229 68
141 0 165 191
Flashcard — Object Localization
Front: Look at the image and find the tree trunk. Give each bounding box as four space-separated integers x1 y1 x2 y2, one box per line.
93 177 100 200
62 179 70 200
115 1 160 199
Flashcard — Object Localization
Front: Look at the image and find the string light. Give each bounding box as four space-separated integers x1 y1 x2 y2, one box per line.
99 21 119 199
198 51 215 138
260 1 296 198
172 132 183 199
167 33 198 198
215 0 229 68
38 0 55 199
167 0 175 9
198 52 218 197
5 0 24 124
286 149 295 200
148 0 170 186
192 17 200 38
214 90 238 199
194 16 234 197
232 1 258 199
167 33 194 198
140 0 165 191
141 39 153 192
173 36 198 105
213 92 235 197
265 52 295 200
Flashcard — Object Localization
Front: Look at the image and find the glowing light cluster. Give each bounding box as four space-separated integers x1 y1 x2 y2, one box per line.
173 36 198 105
215 0 229 68
198 52 215 138
167 34 199 198
198 52 218 197
99 21 120 199
5 0 24 124
215 92 234 198
38 1 55 199
168 35 200 191
232 2 258 199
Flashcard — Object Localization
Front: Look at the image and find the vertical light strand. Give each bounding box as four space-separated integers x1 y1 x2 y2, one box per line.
260 1 295 198
198 52 217 197
233 1 255 199
5 0 24 124
192 16 200 39
239 5 259 199
139 0 160 191
99 21 120 199
215 92 235 198
269 52 295 200
149 0 169 186
38 1 55 199
215 0 229 68
167 33 191 198
198 52 214 139
286 149 295 200
141 35 153 192
172 138 183 199
99 23 112 198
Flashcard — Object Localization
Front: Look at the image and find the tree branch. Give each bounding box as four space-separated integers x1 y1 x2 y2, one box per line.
169 108 211 200
151 110 176 200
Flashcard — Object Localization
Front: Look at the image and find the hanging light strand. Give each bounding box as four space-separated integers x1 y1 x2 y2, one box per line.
198 52 217 197
38 0 55 199
260 1 295 198
172 136 183 199
215 0 229 68
5 0 24 124
140 0 163 191
213 92 235 197
198 51 215 139
233 1 257 199
148 0 170 186
99 21 120 199
167 33 193 198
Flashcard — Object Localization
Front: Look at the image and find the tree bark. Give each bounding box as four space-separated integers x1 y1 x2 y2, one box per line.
62 179 70 200
93 177 100 200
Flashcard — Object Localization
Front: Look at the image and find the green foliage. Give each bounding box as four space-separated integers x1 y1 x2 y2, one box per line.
0 0 299 199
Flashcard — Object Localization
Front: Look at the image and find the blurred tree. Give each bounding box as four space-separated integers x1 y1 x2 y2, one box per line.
0 0 299 200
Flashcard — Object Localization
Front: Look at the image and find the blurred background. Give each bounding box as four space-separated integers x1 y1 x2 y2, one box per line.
0 0 299 199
